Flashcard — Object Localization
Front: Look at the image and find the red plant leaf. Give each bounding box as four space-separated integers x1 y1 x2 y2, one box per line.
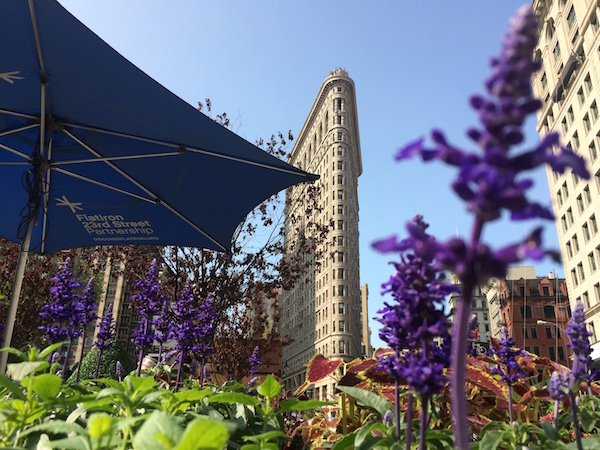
306 355 343 383
466 366 507 400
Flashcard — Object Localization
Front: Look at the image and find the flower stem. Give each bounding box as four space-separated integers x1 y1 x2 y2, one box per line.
450 293 472 450
405 390 412 448
553 399 559 430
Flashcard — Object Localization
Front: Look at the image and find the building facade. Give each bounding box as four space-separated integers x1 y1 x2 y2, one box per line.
360 283 373 358
531 0 600 344
281 68 363 397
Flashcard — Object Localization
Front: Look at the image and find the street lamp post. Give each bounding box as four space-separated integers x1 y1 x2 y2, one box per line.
537 319 570 366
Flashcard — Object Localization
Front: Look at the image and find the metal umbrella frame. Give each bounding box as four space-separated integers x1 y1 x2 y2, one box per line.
0 0 317 372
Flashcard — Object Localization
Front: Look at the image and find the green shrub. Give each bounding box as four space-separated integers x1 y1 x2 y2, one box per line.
69 340 134 381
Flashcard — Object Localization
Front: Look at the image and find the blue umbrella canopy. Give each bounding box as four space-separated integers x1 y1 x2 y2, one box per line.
0 0 316 371
0 0 316 254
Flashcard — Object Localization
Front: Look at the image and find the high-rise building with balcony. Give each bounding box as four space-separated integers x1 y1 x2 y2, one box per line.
281 68 363 398
531 0 600 346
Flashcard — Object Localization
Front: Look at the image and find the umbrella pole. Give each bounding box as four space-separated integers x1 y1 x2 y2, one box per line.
0 218 34 374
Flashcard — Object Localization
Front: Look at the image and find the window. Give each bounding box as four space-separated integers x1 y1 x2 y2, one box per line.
568 106 575 122
577 194 585 213
338 236 344 246
567 207 574 224
567 241 573 258
586 74 593 93
553 42 561 63
562 181 569 198
338 302 344 314
584 114 591 132
561 215 568 231
337 219 344 230
543 286 550 296
578 87 586 105
337 161 343 170
589 252 597 272
557 190 563 206
531 326 538 339
336 115 342 125
549 347 556 361
337 189 343 200
573 173 580 186
592 14 599 32
590 141 598 162
592 101 599 120
541 72 547 89
562 117 569 133
558 346 566 361
573 234 580 252
578 262 586 281
584 185 592 204
534 346 541 355
567 6 576 29
596 169 600 193
573 132 580 149
583 223 591 241
595 283 600 303
337 205 343 215
584 292 591 308
591 322 598 344
520 305 533 318
483 312 488 321
337 131 342 141
337 175 343 185
544 305 556 318
339 340 345 353
572 268 579 286
338 268 344 280
522 326 529 339
591 215 598 233
546 326 553 339
337 251 344 263
339 320 344 332
338 285 344 296
337 146 343 156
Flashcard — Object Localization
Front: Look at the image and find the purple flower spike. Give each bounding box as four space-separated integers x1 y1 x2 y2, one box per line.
249 345 263 376
566 301 593 383
548 371 566 401
94 304 115 351
492 327 527 386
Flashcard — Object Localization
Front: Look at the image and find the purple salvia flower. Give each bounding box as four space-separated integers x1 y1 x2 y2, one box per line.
153 296 173 363
39 257 83 342
93 303 115 379
382 410 393 428
549 371 567 431
492 327 527 423
391 7 589 449
131 259 164 376
75 278 97 382
374 216 456 446
566 301 593 384
249 345 263 376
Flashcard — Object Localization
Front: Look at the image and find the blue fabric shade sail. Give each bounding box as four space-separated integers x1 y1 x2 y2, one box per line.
0 0 316 254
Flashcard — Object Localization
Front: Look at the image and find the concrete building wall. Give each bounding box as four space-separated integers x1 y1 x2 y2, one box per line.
281 68 363 398
531 0 600 343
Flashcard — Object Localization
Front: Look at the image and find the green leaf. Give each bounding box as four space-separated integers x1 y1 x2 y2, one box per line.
540 420 559 441
174 388 212 403
88 413 114 439
242 430 286 443
278 399 332 413
331 432 358 450
39 342 68 360
133 410 183 450
0 373 26 399
7 361 48 381
355 422 376 447
32 374 62 402
257 374 280 398
580 408 597 433
46 436 90 449
336 385 394 417
208 392 259 407
175 419 230 450
19 420 86 438
478 430 506 450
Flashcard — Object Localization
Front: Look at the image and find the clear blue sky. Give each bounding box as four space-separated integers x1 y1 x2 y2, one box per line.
57 1 561 350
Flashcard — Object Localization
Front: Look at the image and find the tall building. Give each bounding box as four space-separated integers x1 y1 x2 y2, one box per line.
449 273 493 354
531 0 600 346
281 68 363 397
485 266 571 362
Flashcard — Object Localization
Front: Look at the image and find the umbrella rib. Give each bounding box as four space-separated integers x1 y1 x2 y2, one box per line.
0 109 39 120
0 142 30 160
52 151 182 165
28 0 46 75
60 128 228 250
52 167 157 204
0 123 40 138
64 122 309 177
41 138 53 253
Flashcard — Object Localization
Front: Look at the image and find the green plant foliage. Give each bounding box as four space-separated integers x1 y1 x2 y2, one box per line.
69 339 134 382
